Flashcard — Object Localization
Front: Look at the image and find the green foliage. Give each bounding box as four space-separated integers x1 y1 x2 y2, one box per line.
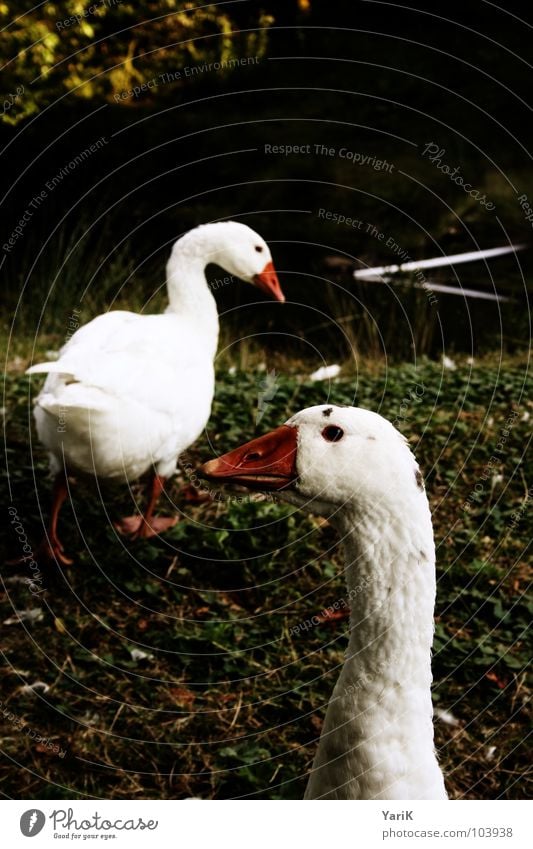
0 1 272 124
1 355 531 799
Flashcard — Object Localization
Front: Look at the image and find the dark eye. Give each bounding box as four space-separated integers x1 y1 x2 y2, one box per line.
322 425 344 442
255 245 263 253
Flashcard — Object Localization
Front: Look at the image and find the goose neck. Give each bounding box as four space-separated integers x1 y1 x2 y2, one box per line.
332 500 437 701
165 241 219 336
304 500 446 799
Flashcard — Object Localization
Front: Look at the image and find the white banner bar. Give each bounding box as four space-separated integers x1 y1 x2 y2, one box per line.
3 799 530 849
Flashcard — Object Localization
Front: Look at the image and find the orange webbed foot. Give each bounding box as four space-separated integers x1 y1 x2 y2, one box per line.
114 515 178 540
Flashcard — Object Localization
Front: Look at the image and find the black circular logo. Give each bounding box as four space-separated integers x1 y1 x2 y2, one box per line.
20 809 46 837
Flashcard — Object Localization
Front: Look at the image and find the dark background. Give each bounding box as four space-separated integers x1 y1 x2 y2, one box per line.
2 0 532 360
1 1 532 803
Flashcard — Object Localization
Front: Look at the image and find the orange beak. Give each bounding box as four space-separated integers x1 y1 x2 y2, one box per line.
253 260 285 302
199 425 298 491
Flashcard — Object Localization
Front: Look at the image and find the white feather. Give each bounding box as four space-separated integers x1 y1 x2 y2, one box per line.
279 406 448 800
28 222 275 483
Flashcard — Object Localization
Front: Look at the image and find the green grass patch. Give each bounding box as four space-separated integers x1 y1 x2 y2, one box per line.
1 355 531 799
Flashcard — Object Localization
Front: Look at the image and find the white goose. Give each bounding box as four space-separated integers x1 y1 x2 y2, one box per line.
200 404 448 800
27 222 284 564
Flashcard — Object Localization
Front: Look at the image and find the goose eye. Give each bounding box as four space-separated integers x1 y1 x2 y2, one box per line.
255 245 263 253
322 425 344 442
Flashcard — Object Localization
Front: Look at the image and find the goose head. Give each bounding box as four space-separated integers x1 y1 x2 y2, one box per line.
200 404 424 523
169 221 285 302
200 404 445 801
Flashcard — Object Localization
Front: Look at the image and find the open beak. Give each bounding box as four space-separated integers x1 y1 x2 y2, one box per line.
253 261 285 303
199 425 298 491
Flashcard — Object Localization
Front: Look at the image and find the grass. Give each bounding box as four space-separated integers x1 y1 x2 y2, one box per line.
1 350 532 799
2 171 533 370
2 2 532 802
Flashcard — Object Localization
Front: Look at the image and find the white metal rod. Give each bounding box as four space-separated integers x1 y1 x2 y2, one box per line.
360 274 511 302
353 244 527 279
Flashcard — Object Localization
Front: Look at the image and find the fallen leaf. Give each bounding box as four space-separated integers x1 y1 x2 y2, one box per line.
20 681 50 695
130 648 154 662
485 671 507 689
4 609 44 625
316 608 350 623
169 686 196 707
434 707 460 727
310 715 323 733
35 742 63 757
218 693 238 704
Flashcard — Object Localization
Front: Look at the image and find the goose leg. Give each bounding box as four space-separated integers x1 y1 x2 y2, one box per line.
115 474 177 539
37 472 74 566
